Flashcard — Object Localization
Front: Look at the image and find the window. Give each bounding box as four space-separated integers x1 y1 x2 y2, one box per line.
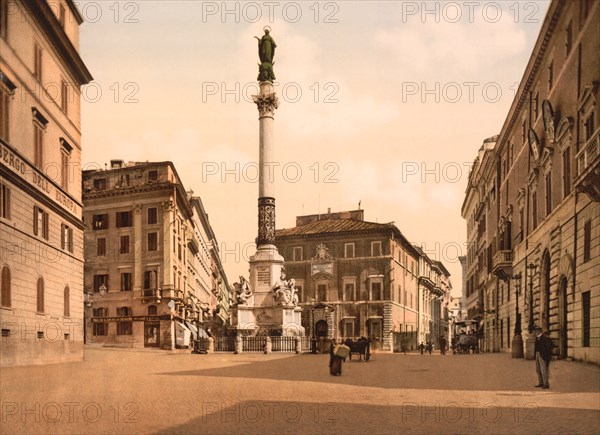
532 192 538 231
61 149 70 191
97 238 106 256
61 80 68 113
563 148 571 198
147 207 158 225
1 266 10 307
33 206 49 239
93 178 107 190
344 283 355 301
344 243 355 258
371 241 382 257
343 320 354 338
34 121 43 168
296 285 303 303
148 170 158 182
532 91 539 120
143 270 157 290
63 286 70 317
93 274 109 292
370 282 382 301
34 43 42 82
120 235 130 254
519 209 525 243
548 61 554 92
584 112 596 141
521 120 527 144
148 232 158 251
36 277 44 313
583 220 591 262
582 291 590 347
545 171 552 216
293 246 303 261
93 308 108 336
0 74 13 141
117 174 130 187
0 0 8 39
0 183 10 219
121 273 132 291
116 307 133 335
565 20 573 56
116 211 132 227
92 213 108 230
317 284 327 301
148 305 158 315
61 223 73 253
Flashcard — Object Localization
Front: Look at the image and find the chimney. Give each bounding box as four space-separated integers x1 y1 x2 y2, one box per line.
110 159 124 169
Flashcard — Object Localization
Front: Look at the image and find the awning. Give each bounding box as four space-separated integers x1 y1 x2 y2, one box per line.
184 321 198 341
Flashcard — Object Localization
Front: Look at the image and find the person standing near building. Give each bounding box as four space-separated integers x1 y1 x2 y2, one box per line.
419 342 425 355
534 326 554 389
439 336 447 355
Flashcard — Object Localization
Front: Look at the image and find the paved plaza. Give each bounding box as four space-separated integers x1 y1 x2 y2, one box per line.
1 347 599 434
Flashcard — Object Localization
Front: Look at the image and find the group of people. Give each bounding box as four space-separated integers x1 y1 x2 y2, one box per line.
324 328 554 390
418 336 447 355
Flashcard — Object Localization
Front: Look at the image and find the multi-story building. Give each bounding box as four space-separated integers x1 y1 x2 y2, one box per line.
274 209 451 351
413 247 452 346
1 0 92 365
463 0 599 363
82 160 231 349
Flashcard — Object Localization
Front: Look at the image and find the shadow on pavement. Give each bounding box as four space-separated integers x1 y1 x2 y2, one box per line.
152 400 600 435
156 353 600 393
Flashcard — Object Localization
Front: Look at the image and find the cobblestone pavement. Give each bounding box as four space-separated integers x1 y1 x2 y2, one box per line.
1 347 599 434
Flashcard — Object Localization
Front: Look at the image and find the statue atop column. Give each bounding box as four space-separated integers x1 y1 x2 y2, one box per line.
255 27 276 82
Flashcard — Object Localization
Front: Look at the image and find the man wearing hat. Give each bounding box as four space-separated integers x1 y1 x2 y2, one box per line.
534 326 554 389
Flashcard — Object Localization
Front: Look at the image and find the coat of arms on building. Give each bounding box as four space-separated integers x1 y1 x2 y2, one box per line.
313 243 333 262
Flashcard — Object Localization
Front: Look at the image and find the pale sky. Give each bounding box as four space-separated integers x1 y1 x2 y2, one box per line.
79 1 551 296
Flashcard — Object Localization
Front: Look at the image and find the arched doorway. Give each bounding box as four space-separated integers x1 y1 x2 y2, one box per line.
315 320 328 338
541 251 551 330
558 276 568 358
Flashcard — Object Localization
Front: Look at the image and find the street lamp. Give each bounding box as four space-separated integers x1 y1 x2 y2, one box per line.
527 263 536 332
311 298 317 354
511 273 524 358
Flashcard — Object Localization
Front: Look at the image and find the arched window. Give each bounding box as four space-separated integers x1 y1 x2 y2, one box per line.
64 286 70 317
1 266 10 307
36 277 44 313
148 305 157 315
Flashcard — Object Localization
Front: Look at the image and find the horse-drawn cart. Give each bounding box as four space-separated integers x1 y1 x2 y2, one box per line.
344 338 371 361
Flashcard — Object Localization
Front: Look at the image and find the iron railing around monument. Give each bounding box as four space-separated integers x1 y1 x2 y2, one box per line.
243 337 266 352
271 336 296 352
214 337 236 352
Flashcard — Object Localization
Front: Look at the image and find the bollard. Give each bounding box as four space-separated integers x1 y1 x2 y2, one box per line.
295 336 301 354
208 337 214 353
265 336 272 354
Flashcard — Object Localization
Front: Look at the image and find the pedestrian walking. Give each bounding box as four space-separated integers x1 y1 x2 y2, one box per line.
439 336 447 355
419 342 425 355
534 326 553 389
329 339 348 376
426 341 433 354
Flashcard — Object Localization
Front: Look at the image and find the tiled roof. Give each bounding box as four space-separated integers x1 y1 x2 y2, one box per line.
276 219 396 237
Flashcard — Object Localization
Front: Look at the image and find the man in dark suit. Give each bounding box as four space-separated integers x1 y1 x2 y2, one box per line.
534 326 554 389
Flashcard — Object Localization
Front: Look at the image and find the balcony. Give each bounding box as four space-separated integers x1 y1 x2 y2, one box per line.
141 288 162 303
492 250 513 274
575 129 600 201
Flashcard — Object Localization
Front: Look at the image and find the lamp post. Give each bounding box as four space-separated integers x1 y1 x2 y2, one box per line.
311 298 316 354
511 273 524 358
525 262 537 359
